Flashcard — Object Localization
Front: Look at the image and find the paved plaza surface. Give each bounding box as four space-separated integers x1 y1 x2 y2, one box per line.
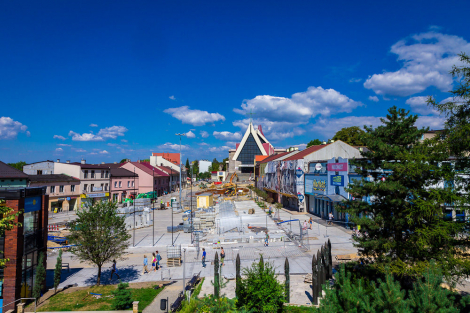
49 197 357 305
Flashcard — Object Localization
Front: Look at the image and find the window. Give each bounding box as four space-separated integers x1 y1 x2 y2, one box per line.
101 170 104 178
101 183 104 190
71 185 75 192
128 181 130 187
91 184 94 191
308 162 328 174
37 170 42 175
84 170 88 178
23 211 38 234
105 183 108 191
50 186 55 193
115 181 118 188
59 185 64 193
132 181 135 187
106 171 109 178
84 184 88 192
91 170 95 178
119 181 122 188
237 134 262 165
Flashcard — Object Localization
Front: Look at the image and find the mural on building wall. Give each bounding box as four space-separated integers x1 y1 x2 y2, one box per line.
305 174 327 195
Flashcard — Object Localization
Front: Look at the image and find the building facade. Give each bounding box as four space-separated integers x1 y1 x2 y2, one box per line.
120 161 169 196
0 187 48 312
28 174 81 212
23 160 55 175
110 168 139 202
0 161 29 189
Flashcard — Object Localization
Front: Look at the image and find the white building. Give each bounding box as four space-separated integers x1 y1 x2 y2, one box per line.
199 160 211 173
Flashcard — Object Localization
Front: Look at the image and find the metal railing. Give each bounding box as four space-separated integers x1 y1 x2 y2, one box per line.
1 297 37 313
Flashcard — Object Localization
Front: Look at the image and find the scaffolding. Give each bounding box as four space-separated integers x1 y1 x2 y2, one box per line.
217 201 243 234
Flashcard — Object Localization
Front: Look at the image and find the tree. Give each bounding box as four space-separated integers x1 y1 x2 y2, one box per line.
112 282 133 310
53 249 63 293
307 139 322 148
238 256 285 312
284 258 290 303
211 158 220 172
33 252 46 300
68 201 131 285
235 253 242 301
7 161 26 171
0 200 22 267
119 158 128 164
339 106 470 281
332 126 365 146
185 158 190 171
222 158 228 171
213 252 220 299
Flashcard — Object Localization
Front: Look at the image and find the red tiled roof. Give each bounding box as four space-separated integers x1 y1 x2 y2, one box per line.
259 152 290 164
284 144 329 161
131 162 169 177
0 161 29 179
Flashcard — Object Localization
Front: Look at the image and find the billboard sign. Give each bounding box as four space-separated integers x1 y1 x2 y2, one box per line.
327 162 348 172
331 175 344 186
25 196 41 213
305 174 327 195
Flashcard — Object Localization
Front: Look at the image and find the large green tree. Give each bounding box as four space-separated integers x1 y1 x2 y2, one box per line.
0 200 22 268
307 139 322 148
332 126 365 146
185 158 190 171
68 201 131 285
339 106 470 282
7 161 26 171
211 158 220 172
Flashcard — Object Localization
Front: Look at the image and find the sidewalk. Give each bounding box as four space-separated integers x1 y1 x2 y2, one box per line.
143 282 182 313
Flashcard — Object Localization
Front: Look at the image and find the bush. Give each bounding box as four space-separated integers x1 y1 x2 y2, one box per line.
112 282 133 310
238 256 285 312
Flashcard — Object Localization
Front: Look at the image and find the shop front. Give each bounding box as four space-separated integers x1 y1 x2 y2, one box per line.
50 196 79 212
80 192 109 208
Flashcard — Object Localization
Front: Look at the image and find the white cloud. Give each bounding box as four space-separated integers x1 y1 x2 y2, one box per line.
368 96 379 102
364 31 470 97
121 139 128 143
185 130 196 138
234 86 363 124
200 130 209 138
100 150 109 154
233 118 305 141
97 126 128 139
57 144 71 147
55 148 63 152
90 123 98 127
107 143 119 147
198 142 209 146
164 106 225 126
213 131 242 141
416 115 446 129
72 148 86 153
0 117 29 140
157 142 190 151
69 131 104 141
311 116 383 138
53 135 66 140
349 78 362 83
169 95 176 100
405 96 440 115
209 145 231 152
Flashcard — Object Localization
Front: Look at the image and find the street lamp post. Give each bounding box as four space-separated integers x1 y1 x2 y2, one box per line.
153 167 155 246
190 163 193 243
133 167 136 247
170 166 173 246
175 133 186 217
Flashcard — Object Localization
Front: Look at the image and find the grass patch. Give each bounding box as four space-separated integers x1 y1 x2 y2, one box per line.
284 305 316 312
35 284 163 312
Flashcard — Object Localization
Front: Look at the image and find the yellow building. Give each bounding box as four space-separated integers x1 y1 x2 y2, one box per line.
197 193 213 208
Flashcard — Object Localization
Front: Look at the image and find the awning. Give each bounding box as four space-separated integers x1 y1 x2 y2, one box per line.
263 188 278 194
314 194 347 202
280 192 298 199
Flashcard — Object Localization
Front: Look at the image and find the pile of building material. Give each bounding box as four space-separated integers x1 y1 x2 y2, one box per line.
192 209 216 230
167 245 182 267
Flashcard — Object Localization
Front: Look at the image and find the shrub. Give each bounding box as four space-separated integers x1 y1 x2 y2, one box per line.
33 252 46 300
112 282 133 310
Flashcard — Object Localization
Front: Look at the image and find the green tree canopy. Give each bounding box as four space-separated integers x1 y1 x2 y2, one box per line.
119 159 128 164
307 139 322 148
68 201 131 285
332 126 366 146
211 158 220 172
0 200 22 268
185 158 190 171
222 157 228 171
339 106 470 282
7 161 26 171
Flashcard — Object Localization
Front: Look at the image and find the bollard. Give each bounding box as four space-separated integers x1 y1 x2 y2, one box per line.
132 301 139 313
17 303 25 313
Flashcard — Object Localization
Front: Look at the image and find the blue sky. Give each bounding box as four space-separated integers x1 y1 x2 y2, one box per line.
1 0 469 164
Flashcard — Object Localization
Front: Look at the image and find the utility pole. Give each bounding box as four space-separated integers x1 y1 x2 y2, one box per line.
176 133 186 219
153 167 155 246
171 166 173 246
190 163 193 243
133 166 136 247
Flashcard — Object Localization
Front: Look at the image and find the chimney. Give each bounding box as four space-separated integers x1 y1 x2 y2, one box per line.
114 162 117 164
81 159 86 164
322 141 327 145
56 159 60 163
101 162 105 164
66 160 70 164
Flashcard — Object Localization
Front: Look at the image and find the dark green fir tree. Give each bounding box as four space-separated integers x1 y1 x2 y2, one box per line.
339 106 470 281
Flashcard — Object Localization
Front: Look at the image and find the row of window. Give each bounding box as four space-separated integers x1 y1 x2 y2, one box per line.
84 170 110 179
114 181 135 188
50 185 75 193
83 183 109 192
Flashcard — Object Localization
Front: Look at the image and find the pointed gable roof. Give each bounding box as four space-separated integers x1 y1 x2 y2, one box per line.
232 121 268 160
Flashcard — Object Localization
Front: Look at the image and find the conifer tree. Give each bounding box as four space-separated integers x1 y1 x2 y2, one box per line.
235 253 242 301
339 106 470 281
259 254 264 272
312 254 318 305
373 269 410 313
33 252 46 300
213 252 219 299
284 258 290 303
53 249 63 294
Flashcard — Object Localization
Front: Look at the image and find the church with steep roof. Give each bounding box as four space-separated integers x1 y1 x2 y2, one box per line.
227 121 286 177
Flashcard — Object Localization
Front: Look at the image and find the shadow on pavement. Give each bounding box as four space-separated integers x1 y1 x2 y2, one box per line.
46 268 83 288
305 290 313 304
84 266 140 285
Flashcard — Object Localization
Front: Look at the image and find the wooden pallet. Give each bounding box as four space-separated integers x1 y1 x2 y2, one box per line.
167 257 181 267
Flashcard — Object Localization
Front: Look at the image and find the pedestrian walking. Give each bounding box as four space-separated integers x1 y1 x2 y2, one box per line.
220 247 225 266
309 217 313 230
142 255 149 274
202 248 207 268
151 253 156 271
109 260 120 281
156 251 162 270
303 220 308 230
328 212 334 225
